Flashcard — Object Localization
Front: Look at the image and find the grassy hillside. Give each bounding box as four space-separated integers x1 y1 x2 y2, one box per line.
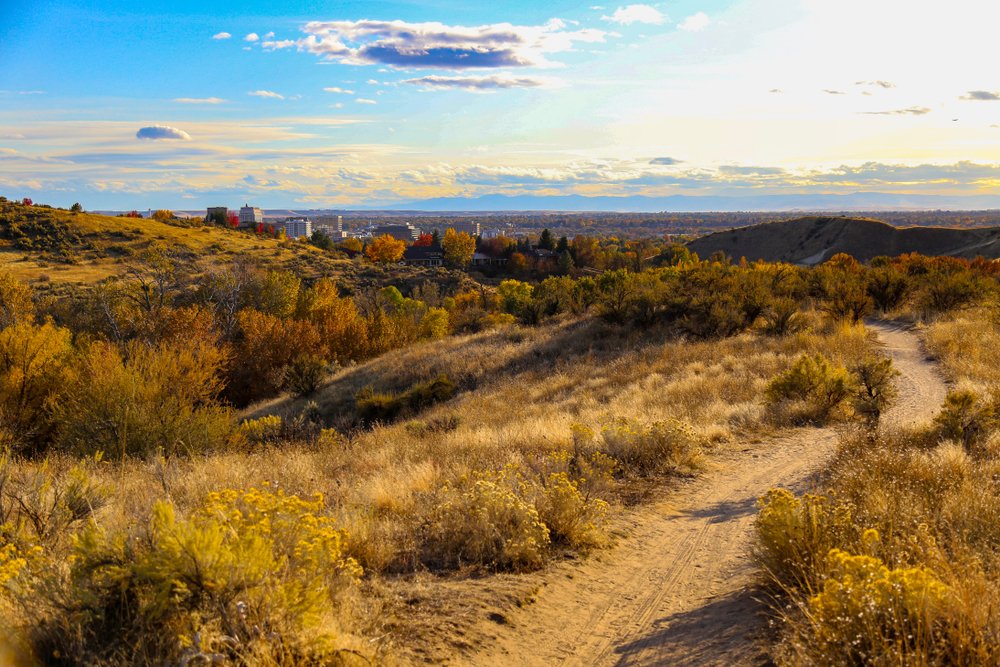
688 216 1000 265
0 199 467 294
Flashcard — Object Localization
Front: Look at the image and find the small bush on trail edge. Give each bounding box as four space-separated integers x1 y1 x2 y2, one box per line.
934 389 997 452
766 354 854 424
355 374 456 426
852 356 900 425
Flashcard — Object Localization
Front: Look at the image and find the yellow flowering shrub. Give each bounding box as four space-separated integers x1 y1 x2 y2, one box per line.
533 471 609 549
600 417 702 475
755 488 855 592
801 547 950 664
62 485 362 664
236 414 284 446
424 469 550 571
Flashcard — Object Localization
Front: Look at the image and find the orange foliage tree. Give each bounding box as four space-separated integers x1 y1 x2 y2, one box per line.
365 234 406 264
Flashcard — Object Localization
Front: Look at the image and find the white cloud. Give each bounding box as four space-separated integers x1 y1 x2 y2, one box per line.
261 18 606 70
212 32 231 40
603 5 666 26
135 125 191 141
323 87 355 94
678 12 710 32
245 32 260 42
402 74 554 92
264 31 274 39
356 98 377 105
248 90 285 99
173 97 227 104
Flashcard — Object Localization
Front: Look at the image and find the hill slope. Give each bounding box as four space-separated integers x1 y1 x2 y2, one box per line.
687 216 1000 264
0 200 463 292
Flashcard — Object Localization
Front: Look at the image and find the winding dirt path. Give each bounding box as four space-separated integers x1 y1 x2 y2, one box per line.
470 322 947 667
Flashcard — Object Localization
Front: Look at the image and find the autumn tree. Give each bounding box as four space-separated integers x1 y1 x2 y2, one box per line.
151 209 174 222
413 232 434 247
365 234 406 264
0 272 34 329
0 321 74 453
57 339 233 458
442 228 475 267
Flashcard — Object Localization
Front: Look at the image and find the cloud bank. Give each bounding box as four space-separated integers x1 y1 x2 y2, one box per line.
261 18 605 70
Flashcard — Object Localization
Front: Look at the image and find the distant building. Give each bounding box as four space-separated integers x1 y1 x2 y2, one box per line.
471 252 507 267
205 206 228 225
282 217 313 239
374 223 420 242
402 245 445 267
314 215 347 239
238 204 263 228
448 220 481 237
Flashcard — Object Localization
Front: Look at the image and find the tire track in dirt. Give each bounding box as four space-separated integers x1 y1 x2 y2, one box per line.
471 322 946 667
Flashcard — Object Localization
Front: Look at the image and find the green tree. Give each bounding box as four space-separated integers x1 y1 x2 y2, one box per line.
538 228 556 251
70 202 82 213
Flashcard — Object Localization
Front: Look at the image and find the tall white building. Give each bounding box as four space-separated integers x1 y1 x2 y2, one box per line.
282 217 313 239
238 204 263 228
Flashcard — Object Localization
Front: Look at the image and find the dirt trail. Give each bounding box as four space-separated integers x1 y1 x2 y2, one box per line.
470 322 947 667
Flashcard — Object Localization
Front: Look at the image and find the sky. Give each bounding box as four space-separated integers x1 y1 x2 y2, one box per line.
3 0 1000 209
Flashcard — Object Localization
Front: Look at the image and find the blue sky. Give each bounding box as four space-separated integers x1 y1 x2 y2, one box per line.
3 0 1000 209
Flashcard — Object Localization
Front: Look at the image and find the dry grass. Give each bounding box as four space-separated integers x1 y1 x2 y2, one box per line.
1 314 879 662
758 311 1000 665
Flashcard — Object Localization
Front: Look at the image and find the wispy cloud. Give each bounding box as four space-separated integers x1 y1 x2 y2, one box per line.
678 12 710 32
323 87 354 94
174 97 227 104
856 80 895 89
355 98 377 105
244 32 259 42
248 90 285 99
135 125 191 141
261 18 605 70
603 4 666 25
212 32 231 40
961 90 1000 101
823 89 847 95
649 157 682 165
401 74 552 91
861 106 931 116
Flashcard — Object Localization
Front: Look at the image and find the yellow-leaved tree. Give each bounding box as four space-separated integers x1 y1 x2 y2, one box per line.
365 234 406 264
442 228 476 267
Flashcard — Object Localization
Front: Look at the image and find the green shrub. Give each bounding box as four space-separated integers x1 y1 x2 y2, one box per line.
284 353 330 397
355 374 456 425
766 354 854 423
852 356 900 424
934 389 996 451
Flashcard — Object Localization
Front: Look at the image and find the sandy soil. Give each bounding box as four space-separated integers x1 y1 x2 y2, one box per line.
463 322 947 667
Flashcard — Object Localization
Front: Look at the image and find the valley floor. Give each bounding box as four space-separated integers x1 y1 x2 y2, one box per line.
454 322 945 666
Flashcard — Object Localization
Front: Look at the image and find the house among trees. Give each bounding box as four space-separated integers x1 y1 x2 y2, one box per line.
402 245 444 267
471 252 507 267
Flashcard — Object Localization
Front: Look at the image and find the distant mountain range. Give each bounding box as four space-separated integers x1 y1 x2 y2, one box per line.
382 192 1000 213
687 216 1000 265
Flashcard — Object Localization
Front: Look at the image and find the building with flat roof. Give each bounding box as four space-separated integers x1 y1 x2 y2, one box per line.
448 220 481 237
374 223 420 242
205 206 228 225
282 218 313 239
238 204 263 228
